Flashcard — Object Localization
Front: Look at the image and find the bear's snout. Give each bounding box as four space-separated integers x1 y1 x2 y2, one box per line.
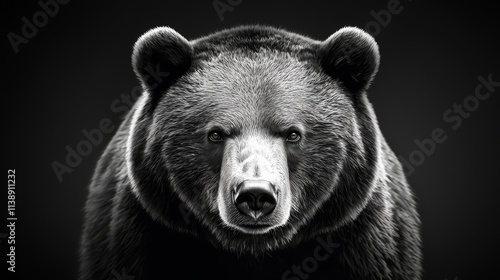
217 135 292 234
233 180 277 220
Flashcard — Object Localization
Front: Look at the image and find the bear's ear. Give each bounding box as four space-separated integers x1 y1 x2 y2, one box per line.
318 27 380 93
132 27 193 94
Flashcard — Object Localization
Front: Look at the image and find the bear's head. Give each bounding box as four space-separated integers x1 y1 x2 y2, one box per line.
127 26 381 254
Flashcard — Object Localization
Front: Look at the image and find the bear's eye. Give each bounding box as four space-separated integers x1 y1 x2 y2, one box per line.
286 132 301 143
208 132 224 142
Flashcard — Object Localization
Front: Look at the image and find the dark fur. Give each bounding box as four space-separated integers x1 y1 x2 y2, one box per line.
79 25 422 279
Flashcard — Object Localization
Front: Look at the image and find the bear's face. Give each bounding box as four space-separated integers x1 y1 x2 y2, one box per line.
127 26 380 254
163 51 354 235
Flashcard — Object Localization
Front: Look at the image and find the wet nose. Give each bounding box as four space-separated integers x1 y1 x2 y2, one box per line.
234 180 277 219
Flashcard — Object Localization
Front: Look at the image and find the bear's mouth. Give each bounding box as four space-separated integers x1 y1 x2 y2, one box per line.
234 223 275 234
239 224 272 229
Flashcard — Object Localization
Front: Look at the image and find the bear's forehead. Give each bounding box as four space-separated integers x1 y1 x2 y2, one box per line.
190 50 326 102
181 53 321 125
165 50 349 132
181 26 330 106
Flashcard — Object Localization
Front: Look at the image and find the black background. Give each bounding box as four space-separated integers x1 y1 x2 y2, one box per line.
3 0 499 279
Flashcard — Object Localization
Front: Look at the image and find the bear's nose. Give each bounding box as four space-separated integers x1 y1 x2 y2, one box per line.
234 180 277 220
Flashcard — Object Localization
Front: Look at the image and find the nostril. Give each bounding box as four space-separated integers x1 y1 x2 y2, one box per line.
235 193 256 209
255 193 276 210
234 180 277 218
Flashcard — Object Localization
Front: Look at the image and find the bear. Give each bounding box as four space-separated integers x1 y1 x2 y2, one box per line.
79 25 422 280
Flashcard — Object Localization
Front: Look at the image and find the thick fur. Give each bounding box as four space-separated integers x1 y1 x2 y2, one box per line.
79 25 422 280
